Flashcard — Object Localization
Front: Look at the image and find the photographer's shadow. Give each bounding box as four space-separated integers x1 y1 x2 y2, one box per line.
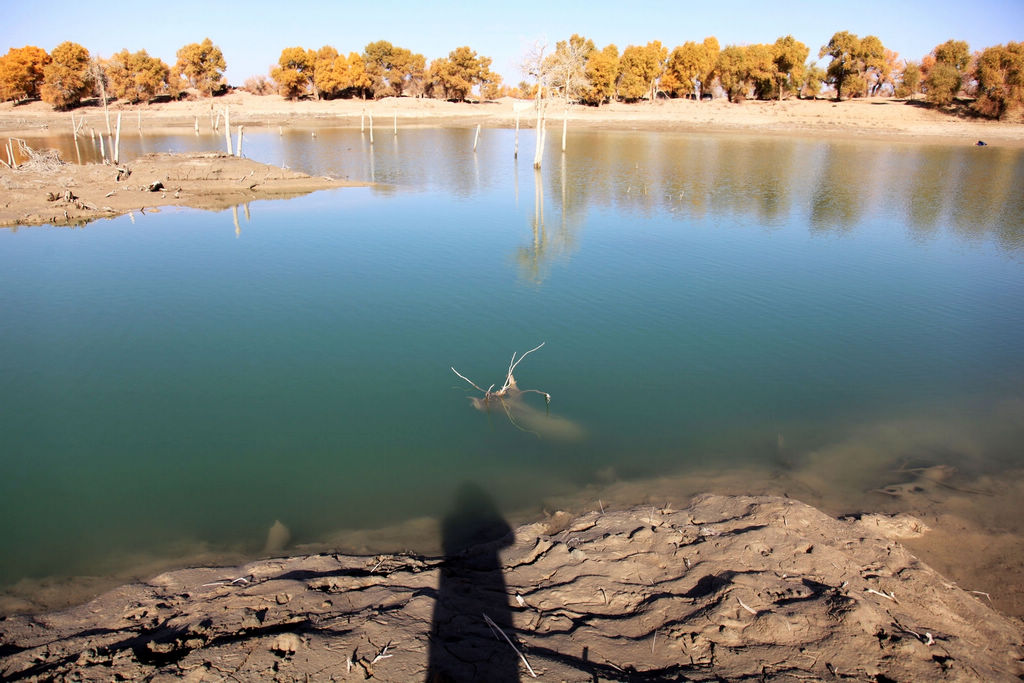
426 482 518 682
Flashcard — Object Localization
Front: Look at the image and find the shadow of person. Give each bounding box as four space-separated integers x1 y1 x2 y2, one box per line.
426 482 518 682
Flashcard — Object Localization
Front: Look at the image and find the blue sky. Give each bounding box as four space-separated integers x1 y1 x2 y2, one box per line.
4 0 1022 86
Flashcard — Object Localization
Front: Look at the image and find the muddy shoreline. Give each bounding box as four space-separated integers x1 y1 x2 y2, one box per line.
1 494 1021 681
0 151 364 228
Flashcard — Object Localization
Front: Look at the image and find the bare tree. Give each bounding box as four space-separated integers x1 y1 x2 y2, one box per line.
546 36 591 152
521 41 550 168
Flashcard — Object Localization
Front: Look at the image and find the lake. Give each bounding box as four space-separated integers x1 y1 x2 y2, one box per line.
1 126 1023 602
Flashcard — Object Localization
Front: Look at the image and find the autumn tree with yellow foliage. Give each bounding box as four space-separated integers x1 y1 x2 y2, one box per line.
40 41 93 109
772 35 808 100
973 42 1024 119
271 47 314 99
581 44 619 105
175 38 226 96
617 41 667 101
105 49 174 103
819 31 886 100
662 37 719 100
360 41 427 98
0 45 50 102
427 46 497 101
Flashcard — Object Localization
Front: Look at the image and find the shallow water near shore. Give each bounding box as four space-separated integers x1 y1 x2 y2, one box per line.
1 128 1023 611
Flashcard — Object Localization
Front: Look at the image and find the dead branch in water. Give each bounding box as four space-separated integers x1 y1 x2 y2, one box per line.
451 342 551 406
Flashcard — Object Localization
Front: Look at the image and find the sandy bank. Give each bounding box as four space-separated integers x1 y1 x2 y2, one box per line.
0 151 364 228
0 493 1020 681
2 91 1023 147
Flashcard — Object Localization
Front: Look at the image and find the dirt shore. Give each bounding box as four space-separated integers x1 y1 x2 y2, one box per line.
2 91 1023 147
0 151 363 228
1 493 1020 681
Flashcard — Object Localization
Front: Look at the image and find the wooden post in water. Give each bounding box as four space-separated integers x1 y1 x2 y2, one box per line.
99 133 107 162
224 107 233 155
514 109 520 158
393 110 397 136
71 112 77 140
533 101 544 169
361 108 365 132
137 110 142 134
114 112 122 164
473 124 481 152
194 116 199 135
562 107 567 153
236 126 244 157
368 112 374 144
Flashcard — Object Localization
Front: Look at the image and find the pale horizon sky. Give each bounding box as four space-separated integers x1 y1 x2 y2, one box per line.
4 1 1022 87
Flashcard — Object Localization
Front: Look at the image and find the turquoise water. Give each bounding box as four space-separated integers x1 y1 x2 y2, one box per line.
2 128 1023 593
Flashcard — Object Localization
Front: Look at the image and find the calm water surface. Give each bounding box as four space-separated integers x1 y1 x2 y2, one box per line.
2 127 1023 593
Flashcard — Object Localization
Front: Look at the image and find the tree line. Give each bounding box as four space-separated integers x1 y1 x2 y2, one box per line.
0 38 225 109
1 33 1021 119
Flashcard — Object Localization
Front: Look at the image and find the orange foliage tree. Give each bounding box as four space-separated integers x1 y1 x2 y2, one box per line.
106 49 172 103
662 37 719 100
175 38 226 96
616 41 666 101
271 47 314 99
40 41 93 109
972 42 1024 119
0 45 50 102
581 44 619 105
427 46 495 101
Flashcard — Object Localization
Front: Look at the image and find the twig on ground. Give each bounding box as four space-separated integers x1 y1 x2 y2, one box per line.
483 612 537 678
865 587 897 602
371 641 393 664
737 597 758 615
201 574 253 587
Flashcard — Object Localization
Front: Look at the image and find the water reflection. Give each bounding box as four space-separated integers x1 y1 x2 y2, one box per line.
18 127 1024 253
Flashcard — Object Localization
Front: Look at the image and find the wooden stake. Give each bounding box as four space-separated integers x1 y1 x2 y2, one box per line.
71 112 77 140
562 109 567 153
514 109 520 158
99 133 107 162
194 115 199 135
393 110 397 136
369 112 374 144
473 123 481 152
361 108 365 132
114 112 121 164
137 110 142 134
236 125 243 157
224 106 232 155
533 102 544 169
